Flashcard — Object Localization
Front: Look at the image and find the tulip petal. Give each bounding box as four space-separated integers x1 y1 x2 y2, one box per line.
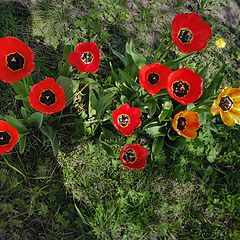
211 100 220 116
182 129 197 139
220 111 235 126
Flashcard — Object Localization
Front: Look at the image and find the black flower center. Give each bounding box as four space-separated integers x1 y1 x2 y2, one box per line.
172 80 189 98
219 96 233 111
177 117 187 131
0 131 11 146
123 149 136 163
81 52 94 64
178 28 193 44
117 114 130 128
148 73 160 85
40 90 56 106
6 52 25 71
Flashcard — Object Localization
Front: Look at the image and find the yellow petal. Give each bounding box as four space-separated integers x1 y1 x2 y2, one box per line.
215 38 226 49
229 88 240 103
230 107 240 124
220 110 235 126
218 86 233 101
211 100 220 116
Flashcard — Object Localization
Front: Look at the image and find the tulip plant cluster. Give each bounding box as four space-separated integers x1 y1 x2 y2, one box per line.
0 13 239 171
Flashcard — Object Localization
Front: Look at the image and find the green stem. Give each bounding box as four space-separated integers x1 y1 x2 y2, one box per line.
3 156 26 178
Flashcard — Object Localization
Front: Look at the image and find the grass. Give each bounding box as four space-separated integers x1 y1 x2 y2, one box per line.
0 0 239 239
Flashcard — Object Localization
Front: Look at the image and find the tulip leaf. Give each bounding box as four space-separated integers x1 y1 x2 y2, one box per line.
57 76 79 106
110 46 127 66
198 65 209 79
143 121 166 137
88 87 98 118
124 41 146 77
100 140 115 157
26 112 44 128
143 99 157 117
3 115 28 134
101 126 115 139
167 128 179 141
118 69 139 89
19 134 27 154
152 136 165 156
125 41 147 68
11 81 29 97
20 107 28 119
201 64 225 101
89 86 116 120
58 44 72 77
40 125 59 157
164 52 195 68
96 91 116 120
158 101 173 121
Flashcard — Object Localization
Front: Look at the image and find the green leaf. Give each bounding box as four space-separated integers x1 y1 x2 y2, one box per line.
15 95 28 101
118 69 139 89
88 87 98 118
40 125 59 157
100 141 114 156
201 64 225 101
198 65 209 79
57 76 79 105
19 134 27 154
82 77 100 87
3 115 27 134
199 112 208 125
124 41 146 77
152 136 164 155
164 52 195 68
11 81 28 97
7 110 16 118
89 87 116 120
158 101 173 121
167 128 179 141
96 91 116 119
143 121 166 137
125 41 147 68
110 62 131 93
110 46 127 66
26 112 44 128
101 126 115 139
143 98 157 117
20 107 27 119
63 44 72 60
58 45 72 76
126 134 137 144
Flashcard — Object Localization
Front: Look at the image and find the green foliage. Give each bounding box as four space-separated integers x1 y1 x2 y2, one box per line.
0 157 85 239
0 0 239 239
58 133 240 239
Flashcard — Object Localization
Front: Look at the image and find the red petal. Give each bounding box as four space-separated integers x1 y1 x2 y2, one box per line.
0 120 19 155
29 78 66 114
139 63 172 95
120 143 147 170
68 42 101 73
167 68 203 105
171 13 211 53
0 36 35 83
